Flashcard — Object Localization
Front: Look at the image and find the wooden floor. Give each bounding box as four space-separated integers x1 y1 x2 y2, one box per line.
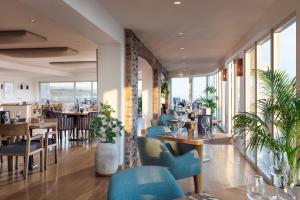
0 139 255 200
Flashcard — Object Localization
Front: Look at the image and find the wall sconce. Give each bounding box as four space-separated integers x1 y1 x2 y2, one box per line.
0 84 3 90
20 83 24 90
236 58 243 76
222 68 227 81
26 85 29 90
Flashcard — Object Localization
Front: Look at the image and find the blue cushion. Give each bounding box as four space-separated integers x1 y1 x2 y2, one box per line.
146 126 171 138
0 142 41 154
108 166 186 200
159 114 176 126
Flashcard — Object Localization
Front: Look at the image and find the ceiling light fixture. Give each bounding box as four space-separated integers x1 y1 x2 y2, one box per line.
29 19 36 23
177 32 183 35
180 47 185 50
173 1 182 5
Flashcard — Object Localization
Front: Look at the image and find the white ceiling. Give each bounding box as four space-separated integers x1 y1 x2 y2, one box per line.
0 0 97 77
98 0 277 75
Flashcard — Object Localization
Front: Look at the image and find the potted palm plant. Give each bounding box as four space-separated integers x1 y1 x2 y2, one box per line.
90 102 124 176
233 69 300 197
200 86 217 117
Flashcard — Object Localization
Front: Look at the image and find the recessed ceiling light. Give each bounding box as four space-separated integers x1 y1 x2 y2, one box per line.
180 47 185 50
29 19 36 23
173 1 182 5
177 32 183 35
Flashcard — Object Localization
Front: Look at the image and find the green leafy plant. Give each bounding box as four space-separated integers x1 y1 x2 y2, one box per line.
233 69 300 175
90 102 124 143
138 96 142 115
161 80 169 99
200 86 217 117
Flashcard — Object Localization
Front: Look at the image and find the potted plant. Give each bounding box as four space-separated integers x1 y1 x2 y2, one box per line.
161 80 169 104
233 69 300 197
200 86 217 117
90 102 124 176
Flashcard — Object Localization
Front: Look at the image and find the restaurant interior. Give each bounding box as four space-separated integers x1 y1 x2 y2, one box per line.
0 0 300 200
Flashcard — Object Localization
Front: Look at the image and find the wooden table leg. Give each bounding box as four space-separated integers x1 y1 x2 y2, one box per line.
195 144 203 193
7 156 13 171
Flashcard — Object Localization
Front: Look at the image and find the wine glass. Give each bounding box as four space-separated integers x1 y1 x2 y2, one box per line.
201 116 211 139
283 164 297 199
269 151 288 200
15 111 21 122
246 175 265 200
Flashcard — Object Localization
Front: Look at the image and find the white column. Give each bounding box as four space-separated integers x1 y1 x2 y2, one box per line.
97 43 125 165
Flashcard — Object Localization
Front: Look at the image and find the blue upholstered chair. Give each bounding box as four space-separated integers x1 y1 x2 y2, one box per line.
159 114 176 126
137 137 201 193
146 126 171 138
107 166 186 200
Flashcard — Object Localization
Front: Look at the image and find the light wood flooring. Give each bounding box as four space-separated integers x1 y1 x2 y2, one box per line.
0 139 256 200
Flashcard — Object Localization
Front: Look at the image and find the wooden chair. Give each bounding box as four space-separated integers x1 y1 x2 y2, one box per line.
0 123 44 179
76 112 98 140
51 112 75 140
43 118 58 170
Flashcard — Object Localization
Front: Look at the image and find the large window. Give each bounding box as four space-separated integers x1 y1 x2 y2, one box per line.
274 20 296 78
40 81 97 103
257 37 271 178
171 78 190 104
245 47 257 163
192 76 206 101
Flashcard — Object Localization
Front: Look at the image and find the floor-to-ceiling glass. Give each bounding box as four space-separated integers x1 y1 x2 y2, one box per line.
274 20 296 78
256 37 271 178
171 77 190 105
227 61 235 134
192 76 207 102
245 47 257 163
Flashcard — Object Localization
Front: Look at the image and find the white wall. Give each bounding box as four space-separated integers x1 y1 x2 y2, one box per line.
0 73 38 103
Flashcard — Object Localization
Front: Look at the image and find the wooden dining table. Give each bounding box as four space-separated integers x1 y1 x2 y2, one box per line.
157 133 204 193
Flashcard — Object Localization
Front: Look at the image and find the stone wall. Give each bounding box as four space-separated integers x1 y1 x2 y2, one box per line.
124 29 167 168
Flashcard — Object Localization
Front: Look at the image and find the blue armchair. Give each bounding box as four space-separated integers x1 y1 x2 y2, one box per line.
159 114 176 126
146 126 171 138
137 137 201 193
107 166 186 200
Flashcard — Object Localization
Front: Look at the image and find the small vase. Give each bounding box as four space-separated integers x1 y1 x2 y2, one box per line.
95 141 119 176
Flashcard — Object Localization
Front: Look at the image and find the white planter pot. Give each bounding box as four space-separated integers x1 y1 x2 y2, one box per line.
95 141 119 176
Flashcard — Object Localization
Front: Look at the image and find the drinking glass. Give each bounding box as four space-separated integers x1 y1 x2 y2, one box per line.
201 116 211 139
269 151 288 200
246 175 265 200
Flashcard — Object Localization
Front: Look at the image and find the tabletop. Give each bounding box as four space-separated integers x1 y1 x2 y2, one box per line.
28 122 57 130
157 133 204 146
63 112 89 116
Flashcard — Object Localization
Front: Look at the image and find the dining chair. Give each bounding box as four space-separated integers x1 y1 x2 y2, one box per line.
137 136 201 193
0 123 44 179
43 118 58 170
51 112 75 140
76 112 98 140
108 166 186 200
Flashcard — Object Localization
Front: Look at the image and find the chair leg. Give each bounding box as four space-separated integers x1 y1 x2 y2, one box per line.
23 156 29 179
15 156 18 169
40 150 44 172
193 175 199 193
44 148 48 170
54 146 58 164
0 155 2 164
